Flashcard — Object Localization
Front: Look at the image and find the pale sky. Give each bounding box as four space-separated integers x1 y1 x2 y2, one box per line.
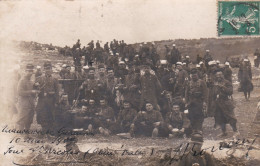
0 0 217 47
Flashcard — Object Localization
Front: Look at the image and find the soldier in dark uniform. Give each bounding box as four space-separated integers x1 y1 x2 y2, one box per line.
35 66 42 78
212 71 238 136
105 69 118 110
223 62 232 83
174 62 188 98
75 39 81 49
16 64 38 130
161 103 185 138
35 62 59 132
206 61 218 118
196 54 203 64
185 68 208 133
160 63 176 94
97 64 107 82
130 102 164 137
150 42 160 66
55 94 72 129
114 61 128 84
61 65 78 105
82 65 89 79
85 99 98 132
79 67 102 102
254 48 260 67
139 65 162 110
156 60 170 81
117 100 137 133
183 56 191 66
59 64 67 78
165 45 171 62
238 59 253 100
168 44 181 65
124 68 141 110
73 48 82 72
203 50 213 69
95 99 116 134
104 42 109 53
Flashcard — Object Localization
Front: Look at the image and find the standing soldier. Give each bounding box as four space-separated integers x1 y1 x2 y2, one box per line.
59 64 67 78
35 66 42 78
212 71 238 137
35 62 59 132
79 67 101 102
104 42 109 53
139 65 162 110
73 48 82 72
16 64 38 130
223 62 232 83
254 48 260 68
238 59 253 100
168 44 181 65
203 50 213 69
185 68 208 133
174 62 188 98
150 42 159 66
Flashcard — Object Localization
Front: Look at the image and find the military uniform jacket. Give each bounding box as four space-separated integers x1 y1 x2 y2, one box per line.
97 106 115 121
185 79 208 104
117 108 137 125
134 110 163 126
35 75 59 103
165 111 183 129
238 63 252 82
140 73 162 107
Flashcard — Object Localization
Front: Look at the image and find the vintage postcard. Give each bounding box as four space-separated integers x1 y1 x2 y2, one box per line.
0 0 260 165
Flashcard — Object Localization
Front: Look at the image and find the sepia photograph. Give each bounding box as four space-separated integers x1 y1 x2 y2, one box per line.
0 0 260 165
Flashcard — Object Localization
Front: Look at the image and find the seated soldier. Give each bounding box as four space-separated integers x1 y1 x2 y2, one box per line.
55 94 72 130
130 102 164 138
117 100 137 133
95 98 116 135
161 103 185 138
74 99 97 132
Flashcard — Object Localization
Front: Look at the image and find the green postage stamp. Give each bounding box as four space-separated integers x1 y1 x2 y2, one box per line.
218 1 260 36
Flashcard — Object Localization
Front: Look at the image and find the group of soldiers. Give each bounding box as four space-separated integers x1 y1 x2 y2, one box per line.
15 39 256 141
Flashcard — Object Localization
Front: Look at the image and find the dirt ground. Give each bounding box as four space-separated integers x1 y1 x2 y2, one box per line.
6 51 260 166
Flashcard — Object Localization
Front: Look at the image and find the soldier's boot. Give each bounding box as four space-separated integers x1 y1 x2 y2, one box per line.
219 124 227 137
230 121 239 139
244 92 247 100
152 128 158 138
